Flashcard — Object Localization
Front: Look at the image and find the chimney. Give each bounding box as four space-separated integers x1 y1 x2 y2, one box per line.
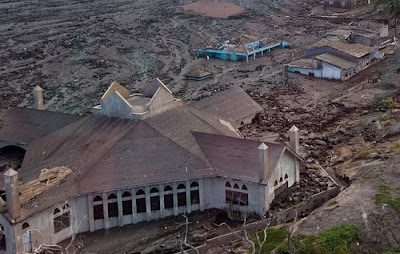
258 143 269 181
33 85 44 110
289 125 299 153
4 168 20 220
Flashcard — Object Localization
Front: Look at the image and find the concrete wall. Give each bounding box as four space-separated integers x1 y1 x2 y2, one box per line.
321 62 342 79
145 88 181 119
287 66 323 78
99 92 133 119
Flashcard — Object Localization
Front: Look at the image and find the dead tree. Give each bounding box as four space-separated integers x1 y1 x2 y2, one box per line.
177 214 199 254
281 209 298 254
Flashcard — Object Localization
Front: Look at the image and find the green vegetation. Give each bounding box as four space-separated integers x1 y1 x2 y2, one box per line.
381 246 400 254
379 97 394 109
375 184 400 213
327 200 338 206
250 226 287 254
380 115 391 122
354 149 373 159
374 0 400 37
277 223 360 254
390 144 400 153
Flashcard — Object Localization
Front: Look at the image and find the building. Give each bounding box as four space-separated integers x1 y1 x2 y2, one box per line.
184 69 213 81
287 35 394 80
195 35 289 62
0 79 301 253
324 0 373 12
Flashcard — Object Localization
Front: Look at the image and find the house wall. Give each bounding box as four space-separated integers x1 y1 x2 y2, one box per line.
0 213 16 254
145 88 181 119
98 92 134 120
321 62 342 79
287 66 323 78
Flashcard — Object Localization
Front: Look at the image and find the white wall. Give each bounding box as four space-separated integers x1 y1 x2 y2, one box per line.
321 62 342 79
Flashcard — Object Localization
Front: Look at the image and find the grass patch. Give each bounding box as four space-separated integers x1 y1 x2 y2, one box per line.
375 184 400 213
327 200 338 206
379 97 394 109
390 144 400 153
354 149 373 159
278 223 360 254
250 226 286 254
381 246 400 254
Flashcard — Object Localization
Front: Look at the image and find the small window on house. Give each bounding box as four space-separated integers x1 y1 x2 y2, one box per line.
274 181 278 186
122 192 132 215
164 188 173 209
242 185 248 191
136 189 145 196
136 189 146 213
280 177 283 182
285 174 288 179
54 205 70 233
93 195 102 202
164 185 172 192
225 182 231 187
0 225 5 250
177 184 186 190
177 184 186 207
107 193 118 218
190 181 199 188
150 188 160 211
93 196 104 220
233 183 239 189
22 223 30 230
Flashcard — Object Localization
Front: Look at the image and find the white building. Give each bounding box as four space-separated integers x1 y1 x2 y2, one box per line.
0 79 301 253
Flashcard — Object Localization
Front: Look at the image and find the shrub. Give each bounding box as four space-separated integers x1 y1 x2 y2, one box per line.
379 97 393 109
318 223 360 252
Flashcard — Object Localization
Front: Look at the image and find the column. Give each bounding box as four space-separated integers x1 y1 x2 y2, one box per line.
172 182 178 216
88 194 95 232
199 178 205 211
102 192 109 230
131 188 137 224
145 186 151 221
159 184 165 218
186 180 191 214
117 190 123 227
261 51 264 57
253 53 256 60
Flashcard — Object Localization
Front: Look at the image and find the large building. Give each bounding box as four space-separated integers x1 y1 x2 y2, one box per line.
324 0 373 12
0 79 301 253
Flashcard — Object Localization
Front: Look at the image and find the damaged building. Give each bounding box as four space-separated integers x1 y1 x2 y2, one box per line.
0 79 301 253
195 35 289 62
324 0 373 12
287 21 394 80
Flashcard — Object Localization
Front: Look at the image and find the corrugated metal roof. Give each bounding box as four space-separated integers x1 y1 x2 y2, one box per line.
315 53 356 69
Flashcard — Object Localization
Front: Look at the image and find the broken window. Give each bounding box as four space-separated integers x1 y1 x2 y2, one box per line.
225 190 248 206
150 187 160 211
107 193 118 218
122 191 132 215
93 195 104 220
0 225 5 250
177 184 186 207
190 181 199 205
164 186 173 209
53 205 70 233
136 189 146 213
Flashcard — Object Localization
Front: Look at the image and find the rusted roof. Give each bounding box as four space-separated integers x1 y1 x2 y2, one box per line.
288 58 314 69
193 132 286 184
189 87 263 124
0 107 84 146
315 53 356 69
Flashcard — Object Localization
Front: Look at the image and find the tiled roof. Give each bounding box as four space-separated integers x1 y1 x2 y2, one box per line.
0 107 84 145
193 132 286 184
189 87 263 124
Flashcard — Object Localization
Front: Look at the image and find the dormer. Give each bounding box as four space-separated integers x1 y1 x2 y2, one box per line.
92 78 182 120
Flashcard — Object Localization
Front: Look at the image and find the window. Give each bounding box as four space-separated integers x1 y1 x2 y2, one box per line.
0 225 5 250
274 180 278 186
233 183 239 189
190 181 199 205
150 187 160 211
341 0 346 7
225 182 231 187
177 184 186 207
93 195 104 220
136 189 146 213
280 177 283 182
285 174 288 179
122 191 132 215
329 0 333 5
164 186 173 209
54 205 70 233
242 185 248 190
107 193 118 218
22 223 30 230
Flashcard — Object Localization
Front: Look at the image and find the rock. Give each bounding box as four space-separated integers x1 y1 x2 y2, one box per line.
315 139 327 146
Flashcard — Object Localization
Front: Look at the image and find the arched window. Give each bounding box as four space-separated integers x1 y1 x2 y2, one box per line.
53 205 70 233
22 223 30 230
285 174 288 179
93 195 104 220
190 181 199 205
242 185 248 191
177 184 186 207
136 189 146 213
280 177 283 182
274 181 278 186
122 191 132 215
0 224 5 250
233 183 239 189
225 182 231 188
107 193 118 218
164 185 173 209
150 187 160 211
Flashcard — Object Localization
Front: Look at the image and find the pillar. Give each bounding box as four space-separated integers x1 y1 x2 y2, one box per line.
159 184 165 218
117 190 123 227
102 192 109 230
172 182 178 216
199 179 205 211
88 194 95 232
131 188 137 224
289 125 300 153
258 143 269 181
253 54 256 60
4 168 20 220
33 85 44 110
186 180 191 214
145 186 151 221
